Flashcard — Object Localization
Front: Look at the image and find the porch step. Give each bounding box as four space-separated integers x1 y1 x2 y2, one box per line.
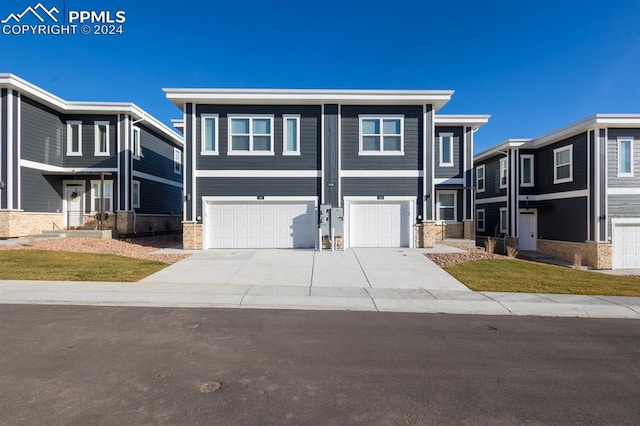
439 238 477 248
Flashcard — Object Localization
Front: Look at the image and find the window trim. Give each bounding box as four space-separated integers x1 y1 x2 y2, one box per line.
90 180 113 213
499 207 508 234
358 115 405 156
201 114 219 155
520 154 534 187
227 114 275 156
132 126 142 159
499 158 508 189
283 114 301 156
436 190 457 223
94 121 110 156
439 132 454 167
66 120 82 156
476 164 485 193
553 145 573 184
174 147 182 174
617 137 634 177
132 180 141 208
476 208 485 232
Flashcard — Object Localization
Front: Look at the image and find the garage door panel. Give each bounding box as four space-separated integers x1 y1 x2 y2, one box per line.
613 223 640 269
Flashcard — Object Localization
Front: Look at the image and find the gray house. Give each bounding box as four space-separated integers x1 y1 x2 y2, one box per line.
164 87 488 249
474 115 640 269
0 74 183 238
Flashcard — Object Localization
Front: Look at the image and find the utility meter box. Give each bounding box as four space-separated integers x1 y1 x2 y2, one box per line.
330 207 344 237
319 204 331 237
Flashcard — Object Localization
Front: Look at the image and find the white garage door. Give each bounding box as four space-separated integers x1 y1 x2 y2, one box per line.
205 201 317 249
613 222 640 269
350 201 410 247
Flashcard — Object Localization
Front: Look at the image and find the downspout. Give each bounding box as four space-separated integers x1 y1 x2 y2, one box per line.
496 147 509 253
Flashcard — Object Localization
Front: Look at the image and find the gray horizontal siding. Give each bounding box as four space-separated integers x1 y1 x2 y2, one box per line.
607 128 640 187
342 177 421 217
20 167 62 212
63 115 118 168
535 133 587 194
134 124 182 183
475 154 506 198
538 197 587 242
607 194 640 237
195 105 320 170
135 177 182 216
20 96 64 167
184 104 194 220
435 126 463 178
341 105 422 170
475 201 507 237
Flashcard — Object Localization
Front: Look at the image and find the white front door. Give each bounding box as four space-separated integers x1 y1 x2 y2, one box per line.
350 201 410 247
518 210 537 251
64 184 84 227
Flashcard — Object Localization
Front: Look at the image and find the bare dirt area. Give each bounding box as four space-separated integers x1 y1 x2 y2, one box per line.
0 234 188 264
426 246 506 268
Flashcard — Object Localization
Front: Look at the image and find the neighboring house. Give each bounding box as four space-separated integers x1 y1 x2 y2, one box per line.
163 87 489 249
474 114 640 269
0 74 183 238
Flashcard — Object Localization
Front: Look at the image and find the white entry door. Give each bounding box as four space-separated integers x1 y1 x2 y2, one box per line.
518 210 537 251
64 184 84 227
350 201 410 247
613 221 640 269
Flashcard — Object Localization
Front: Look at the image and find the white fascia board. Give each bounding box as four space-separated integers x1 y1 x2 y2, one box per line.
474 139 531 162
434 114 491 128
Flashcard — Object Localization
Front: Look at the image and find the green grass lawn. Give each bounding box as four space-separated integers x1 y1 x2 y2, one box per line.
0 250 167 282
446 259 640 297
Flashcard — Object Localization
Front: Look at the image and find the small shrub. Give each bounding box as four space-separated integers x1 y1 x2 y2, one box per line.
573 252 583 269
506 245 518 259
484 237 496 254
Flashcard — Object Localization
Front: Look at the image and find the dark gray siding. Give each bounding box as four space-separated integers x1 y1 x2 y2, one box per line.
341 105 422 170
1 88 6 209
588 130 596 241
134 123 182 183
20 167 62 212
607 128 640 187
118 114 128 212
195 177 319 219
538 197 587 242
20 96 64 167
135 177 182 215
324 104 338 206
607 194 640 237
184 104 194 221
195 105 321 170
342 177 419 196
424 107 434 220
475 154 506 198
435 126 463 178
62 115 118 168
598 129 607 241
535 133 587 194
475 201 507 237
463 127 473 220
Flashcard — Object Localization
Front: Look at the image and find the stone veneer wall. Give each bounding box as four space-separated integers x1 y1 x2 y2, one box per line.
183 221 203 250
585 241 612 270
117 212 182 237
0 211 64 238
536 239 612 269
416 221 470 248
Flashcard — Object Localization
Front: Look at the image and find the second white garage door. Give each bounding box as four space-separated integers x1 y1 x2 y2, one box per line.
613 221 640 269
205 201 317 249
350 201 410 247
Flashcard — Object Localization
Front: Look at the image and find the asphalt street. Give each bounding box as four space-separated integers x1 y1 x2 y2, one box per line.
1 305 639 425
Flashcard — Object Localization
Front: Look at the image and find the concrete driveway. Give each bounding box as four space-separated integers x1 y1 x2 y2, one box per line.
141 248 469 291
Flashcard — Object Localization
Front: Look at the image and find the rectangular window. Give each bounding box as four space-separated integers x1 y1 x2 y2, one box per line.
359 116 404 155
132 127 142 158
437 191 457 222
476 209 485 232
476 165 485 193
228 115 274 155
499 207 508 234
499 158 508 189
283 115 300 155
91 181 113 212
439 133 454 166
553 145 573 184
174 148 182 174
521 155 534 187
94 121 109 156
201 114 218 154
66 121 82 155
618 138 633 177
132 181 140 208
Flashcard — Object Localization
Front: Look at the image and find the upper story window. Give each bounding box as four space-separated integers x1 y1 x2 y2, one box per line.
174 148 182 174
476 209 485 232
283 115 300 155
94 121 109 156
228 115 274 155
499 158 508 189
132 180 141 208
553 145 573 184
520 155 534 187
439 133 454 166
132 126 142 158
618 137 634 177
201 114 218 155
359 116 404 155
476 164 485 193
66 121 82 156
437 191 457 222
91 180 113 212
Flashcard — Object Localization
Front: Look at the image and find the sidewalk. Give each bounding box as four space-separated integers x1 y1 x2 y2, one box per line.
1 279 639 319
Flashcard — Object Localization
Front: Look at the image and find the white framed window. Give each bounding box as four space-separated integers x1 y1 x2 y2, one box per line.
91 181 113 212
201 114 218 155
359 115 404 155
283 115 301 155
132 126 142 159
437 191 457 222
439 133 454 166
553 145 573 184
499 207 508 234
94 121 109 156
476 209 485 232
66 121 82 156
520 154 534 187
174 148 182 174
499 158 508 189
228 115 274 155
476 164 485 193
617 137 633 177
132 180 141 208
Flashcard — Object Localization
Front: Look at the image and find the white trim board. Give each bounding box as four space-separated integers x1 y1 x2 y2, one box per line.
518 189 588 201
475 196 508 205
20 159 118 174
341 170 423 178
434 177 464 185
608 188 640 195
202 196 318 204
195 170 322 178
132 171 183 188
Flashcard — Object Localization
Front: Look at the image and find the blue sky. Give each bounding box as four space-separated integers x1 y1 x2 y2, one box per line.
1 0 639 153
